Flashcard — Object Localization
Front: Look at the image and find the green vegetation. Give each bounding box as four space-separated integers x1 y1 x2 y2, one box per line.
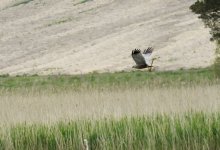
74 0 92 6
0 1 219 149
0 68 218 92
80 0 92 4
46 18 72 27
0 112 219 150
11 0 34 7
0 68 219 149
190 0 220 15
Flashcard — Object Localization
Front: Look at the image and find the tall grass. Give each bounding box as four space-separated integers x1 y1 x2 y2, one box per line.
0 68 219 124
0 72 219 149
0 84 219 124
0 113 220 150
0 69 219 149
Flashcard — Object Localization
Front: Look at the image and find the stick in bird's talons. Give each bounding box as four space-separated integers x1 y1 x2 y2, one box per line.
149 57 160 72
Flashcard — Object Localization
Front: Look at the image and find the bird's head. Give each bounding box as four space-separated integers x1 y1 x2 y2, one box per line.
152 56 160 61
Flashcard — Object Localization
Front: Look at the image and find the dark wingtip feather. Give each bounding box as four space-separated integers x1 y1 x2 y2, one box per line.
132 49 141 55
143 47 154 54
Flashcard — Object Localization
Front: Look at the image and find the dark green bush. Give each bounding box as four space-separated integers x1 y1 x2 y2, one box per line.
191 0 220 78
190 0 220 14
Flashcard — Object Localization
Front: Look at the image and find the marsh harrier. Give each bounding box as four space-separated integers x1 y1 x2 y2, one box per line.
131 47 157 70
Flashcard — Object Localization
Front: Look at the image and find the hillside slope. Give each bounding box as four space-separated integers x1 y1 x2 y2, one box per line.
0 0 215 75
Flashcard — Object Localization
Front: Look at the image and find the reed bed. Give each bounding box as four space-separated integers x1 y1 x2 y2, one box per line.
0 84 220 125
0 113 220 150
0 68 219 149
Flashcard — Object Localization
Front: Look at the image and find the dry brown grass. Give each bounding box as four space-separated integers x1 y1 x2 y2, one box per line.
0 84 219 125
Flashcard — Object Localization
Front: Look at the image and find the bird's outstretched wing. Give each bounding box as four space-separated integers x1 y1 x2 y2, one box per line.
142 47 153 66
131 49 146 66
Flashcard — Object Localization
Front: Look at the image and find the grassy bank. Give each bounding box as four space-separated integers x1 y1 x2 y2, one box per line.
0 112 220 150
0 67 218 93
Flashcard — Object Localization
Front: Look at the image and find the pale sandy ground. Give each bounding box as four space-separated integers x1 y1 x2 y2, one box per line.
0 85 220 124
0 0 216 75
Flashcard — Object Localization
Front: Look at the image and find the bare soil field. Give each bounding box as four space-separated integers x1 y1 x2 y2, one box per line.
0 0 216 75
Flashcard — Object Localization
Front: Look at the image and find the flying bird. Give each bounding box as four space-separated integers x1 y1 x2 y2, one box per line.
131 47 157 70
